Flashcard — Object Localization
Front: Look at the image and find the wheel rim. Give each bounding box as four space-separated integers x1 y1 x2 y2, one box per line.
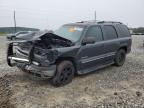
59 66 73 83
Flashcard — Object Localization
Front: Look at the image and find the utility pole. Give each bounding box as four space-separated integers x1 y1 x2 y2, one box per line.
14 10 17 33
94 11 96 22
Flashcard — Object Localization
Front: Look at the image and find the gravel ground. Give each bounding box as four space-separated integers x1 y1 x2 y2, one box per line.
0 35 144 108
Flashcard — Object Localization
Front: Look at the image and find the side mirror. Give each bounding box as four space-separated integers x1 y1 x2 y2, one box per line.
82 37 96 45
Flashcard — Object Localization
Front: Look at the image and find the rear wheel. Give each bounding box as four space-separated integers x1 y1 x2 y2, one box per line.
50 60 75 87
114 49 126 66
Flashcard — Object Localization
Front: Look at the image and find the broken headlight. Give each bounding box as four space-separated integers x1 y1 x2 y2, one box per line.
46 50 58 63
34 47 58 63
34 47 47 56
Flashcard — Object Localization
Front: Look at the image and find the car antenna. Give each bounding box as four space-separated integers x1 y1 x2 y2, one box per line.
13 10 17 33
94 11 97 22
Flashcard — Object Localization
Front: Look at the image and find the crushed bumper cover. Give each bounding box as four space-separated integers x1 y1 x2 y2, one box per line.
8 56 56 78
7 43 56 78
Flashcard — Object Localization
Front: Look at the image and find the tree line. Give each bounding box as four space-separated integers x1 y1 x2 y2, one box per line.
131 27 144 34
0 27 39 34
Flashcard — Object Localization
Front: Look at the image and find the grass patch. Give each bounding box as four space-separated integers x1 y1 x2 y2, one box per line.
0 33 7 36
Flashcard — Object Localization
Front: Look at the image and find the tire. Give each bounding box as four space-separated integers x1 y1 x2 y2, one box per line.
114 49 126 66
50 60 75 87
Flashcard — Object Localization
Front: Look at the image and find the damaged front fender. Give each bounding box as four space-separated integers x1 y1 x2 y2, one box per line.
7 32 74 66
6 32 77 78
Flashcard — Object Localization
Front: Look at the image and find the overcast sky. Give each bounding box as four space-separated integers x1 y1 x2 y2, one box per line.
0 0 143 30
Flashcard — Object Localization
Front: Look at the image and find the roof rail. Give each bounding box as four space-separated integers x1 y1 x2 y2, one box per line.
76 20 100 23
97 21 122 24
76 20 123 24
76 21 86 23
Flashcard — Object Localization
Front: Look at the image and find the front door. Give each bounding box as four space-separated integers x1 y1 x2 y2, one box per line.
78 26 105 74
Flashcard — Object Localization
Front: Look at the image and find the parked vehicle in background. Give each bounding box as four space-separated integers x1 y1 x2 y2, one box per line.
7 21 132 87
7 31 32 40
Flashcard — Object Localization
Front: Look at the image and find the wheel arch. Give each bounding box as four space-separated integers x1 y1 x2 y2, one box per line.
55 56 77 74
118 46 128 53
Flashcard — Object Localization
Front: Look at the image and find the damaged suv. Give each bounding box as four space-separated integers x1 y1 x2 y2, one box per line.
7 21 131 86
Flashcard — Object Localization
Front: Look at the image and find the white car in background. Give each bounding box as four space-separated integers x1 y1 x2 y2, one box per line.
7 31 32 40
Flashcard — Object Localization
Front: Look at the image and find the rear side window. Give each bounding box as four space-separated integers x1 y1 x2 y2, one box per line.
116 24 130 37
103 25 117 40
86 26 103 42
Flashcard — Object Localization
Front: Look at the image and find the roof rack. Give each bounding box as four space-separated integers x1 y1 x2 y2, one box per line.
76 20 123 24
76 20 99 23
76 21 86 23
97 21 122 24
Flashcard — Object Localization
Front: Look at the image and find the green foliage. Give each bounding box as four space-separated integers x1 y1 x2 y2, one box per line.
132 27 144 34
0 27 39 34
0 32 7 36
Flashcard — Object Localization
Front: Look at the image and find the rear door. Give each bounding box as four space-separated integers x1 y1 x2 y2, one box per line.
101 25 119 62
78 26 105 73
115 24 132 53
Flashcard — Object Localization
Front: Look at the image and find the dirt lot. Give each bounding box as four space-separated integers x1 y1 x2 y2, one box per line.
0 36 144 108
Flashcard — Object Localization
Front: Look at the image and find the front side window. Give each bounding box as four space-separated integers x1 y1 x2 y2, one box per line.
85 26 103 42
103 25 117 40
54 25 84 42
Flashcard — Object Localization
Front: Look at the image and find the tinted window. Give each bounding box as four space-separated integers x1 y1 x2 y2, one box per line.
86 26 103 42
116 24 130 37
103 25 117 40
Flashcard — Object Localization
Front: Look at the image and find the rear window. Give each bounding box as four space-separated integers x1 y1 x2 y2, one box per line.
103 25 118 40
116 24 130 37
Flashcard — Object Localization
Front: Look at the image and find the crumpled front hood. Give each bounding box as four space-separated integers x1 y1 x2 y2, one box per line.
13 31 72 43
8 31 74 50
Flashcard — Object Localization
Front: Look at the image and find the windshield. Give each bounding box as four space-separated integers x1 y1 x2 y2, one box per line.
54 25 84 42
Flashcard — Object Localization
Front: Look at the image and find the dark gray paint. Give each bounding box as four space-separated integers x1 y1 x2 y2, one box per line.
7 21 132 78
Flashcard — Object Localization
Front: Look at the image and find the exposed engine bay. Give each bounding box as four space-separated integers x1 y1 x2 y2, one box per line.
14 32 73 48
7 32 74 74
34 33 73 49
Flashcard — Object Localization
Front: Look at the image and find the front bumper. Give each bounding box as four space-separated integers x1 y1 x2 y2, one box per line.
8 56 56 78
7 43 56 78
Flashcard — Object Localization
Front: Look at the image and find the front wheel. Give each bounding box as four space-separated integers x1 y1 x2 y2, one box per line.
114 49 126 66
50 60 75 87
